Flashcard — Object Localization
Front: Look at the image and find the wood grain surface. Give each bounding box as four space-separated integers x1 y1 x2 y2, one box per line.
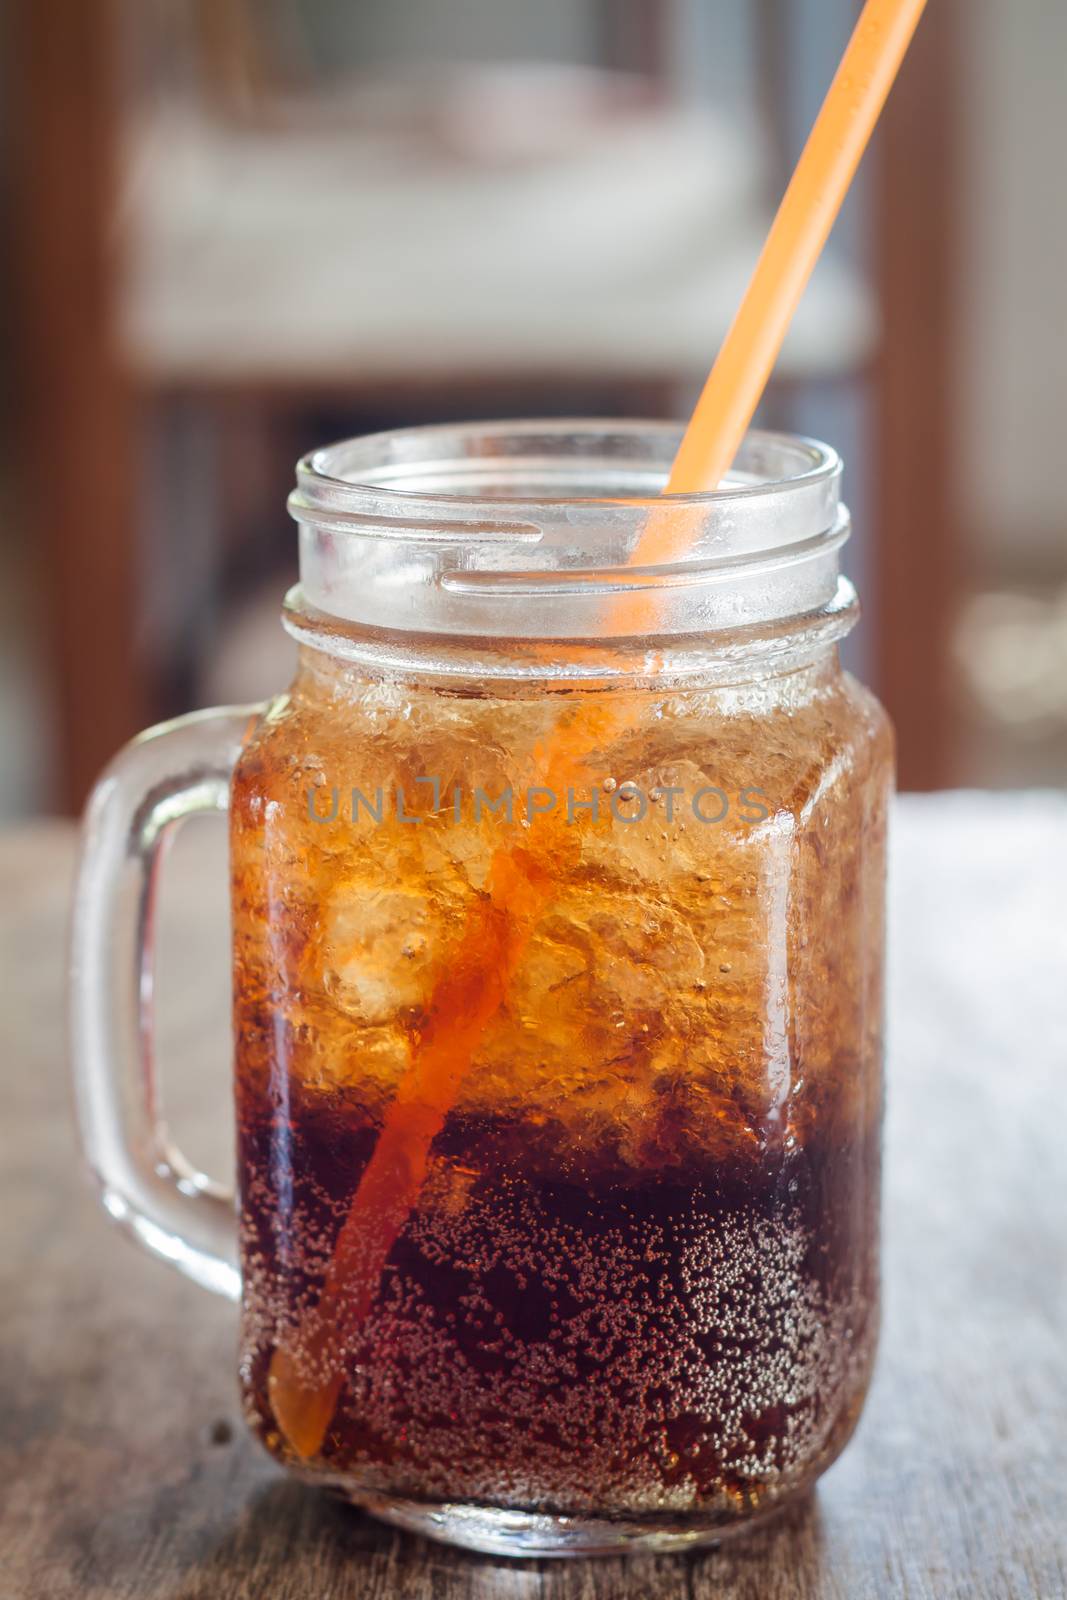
1 793 1065 1599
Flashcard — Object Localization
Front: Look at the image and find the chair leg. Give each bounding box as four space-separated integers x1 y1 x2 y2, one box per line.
874 0 961 790
11 0 144 812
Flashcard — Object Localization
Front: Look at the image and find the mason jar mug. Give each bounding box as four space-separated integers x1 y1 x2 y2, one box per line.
70 421 892 1557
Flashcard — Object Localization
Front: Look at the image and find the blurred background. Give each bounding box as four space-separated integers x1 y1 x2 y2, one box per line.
0 0 1064 816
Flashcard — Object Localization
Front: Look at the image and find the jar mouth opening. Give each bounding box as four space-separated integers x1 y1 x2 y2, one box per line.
294 419 840 514
287 419 848 643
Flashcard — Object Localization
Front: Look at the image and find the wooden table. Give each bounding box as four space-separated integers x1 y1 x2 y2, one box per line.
2 793 1065 1599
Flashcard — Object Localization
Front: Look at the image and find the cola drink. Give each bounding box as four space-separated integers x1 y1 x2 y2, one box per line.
231 650 889 1532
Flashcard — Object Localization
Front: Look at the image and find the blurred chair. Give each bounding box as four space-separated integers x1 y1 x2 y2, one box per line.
13 0 929 811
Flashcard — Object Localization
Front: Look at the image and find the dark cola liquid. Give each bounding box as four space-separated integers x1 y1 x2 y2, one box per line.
230 657 890 1524
237 1083 879 1519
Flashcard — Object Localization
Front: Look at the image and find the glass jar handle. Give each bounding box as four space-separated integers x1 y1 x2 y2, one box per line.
70 705 264 1302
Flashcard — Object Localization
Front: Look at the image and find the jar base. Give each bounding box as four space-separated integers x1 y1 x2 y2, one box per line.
341 1487 797 1559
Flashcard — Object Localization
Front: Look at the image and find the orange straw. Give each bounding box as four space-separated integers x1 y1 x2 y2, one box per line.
268 0 928 1458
